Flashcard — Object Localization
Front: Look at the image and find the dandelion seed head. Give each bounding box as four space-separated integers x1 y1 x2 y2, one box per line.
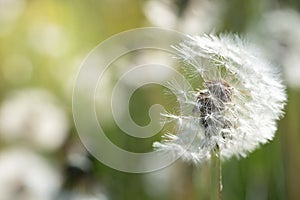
154 34 287 164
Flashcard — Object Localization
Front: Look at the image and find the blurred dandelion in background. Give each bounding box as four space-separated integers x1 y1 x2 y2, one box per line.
154 34 287 163
249 8 300 88
0 89 69 152
143 0 223 34
28 22 70 57
0 0 26 36
0 147 61 200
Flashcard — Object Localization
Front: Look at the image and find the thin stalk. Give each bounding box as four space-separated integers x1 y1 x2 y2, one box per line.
210 147 223 200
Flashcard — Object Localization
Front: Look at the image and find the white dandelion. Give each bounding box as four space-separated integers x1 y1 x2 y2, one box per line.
154 34 286 164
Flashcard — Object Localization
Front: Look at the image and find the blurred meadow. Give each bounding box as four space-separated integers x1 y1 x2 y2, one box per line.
0 0 300 200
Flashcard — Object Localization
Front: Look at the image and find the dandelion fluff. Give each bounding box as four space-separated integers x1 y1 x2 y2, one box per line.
154 34 286 164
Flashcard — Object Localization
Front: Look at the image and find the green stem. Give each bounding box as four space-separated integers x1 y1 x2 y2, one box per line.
210 147 223 200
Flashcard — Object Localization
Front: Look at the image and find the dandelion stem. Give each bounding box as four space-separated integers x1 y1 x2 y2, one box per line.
210 147 223 200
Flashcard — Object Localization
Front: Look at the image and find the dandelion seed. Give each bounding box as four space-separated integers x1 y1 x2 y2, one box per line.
154 34 287 164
